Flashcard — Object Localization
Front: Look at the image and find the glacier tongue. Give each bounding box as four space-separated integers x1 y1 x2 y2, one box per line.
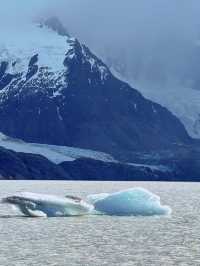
0 132 115 164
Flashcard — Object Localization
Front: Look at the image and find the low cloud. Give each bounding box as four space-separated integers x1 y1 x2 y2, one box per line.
1 0 200 83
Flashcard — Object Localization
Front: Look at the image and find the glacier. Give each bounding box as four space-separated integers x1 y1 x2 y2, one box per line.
0 132 115 164
1 188 171 217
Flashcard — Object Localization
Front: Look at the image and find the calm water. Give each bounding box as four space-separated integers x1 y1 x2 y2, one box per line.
0 181 200 266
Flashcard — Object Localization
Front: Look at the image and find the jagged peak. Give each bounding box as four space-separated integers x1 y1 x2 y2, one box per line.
0 17 112 93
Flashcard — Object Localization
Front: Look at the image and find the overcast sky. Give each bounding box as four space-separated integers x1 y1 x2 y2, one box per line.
57 1 200 48
1 0 200 83
2 0 199 37
56 0 200 83
1 0 200 45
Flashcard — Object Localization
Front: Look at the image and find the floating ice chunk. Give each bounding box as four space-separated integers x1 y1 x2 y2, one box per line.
1 188 171 218
87 188 171 216
2 192 93 217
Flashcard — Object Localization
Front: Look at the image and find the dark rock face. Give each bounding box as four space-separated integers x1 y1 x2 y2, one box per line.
0 60 15 89
119 143 200 181
26 54 39 80
0 146 179 181
0 61 9 78
0 147 69 180
60 158 173 181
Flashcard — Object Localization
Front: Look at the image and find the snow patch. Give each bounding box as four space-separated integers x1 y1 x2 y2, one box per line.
56 107 63 121
128 163 171 172
0 23 70 74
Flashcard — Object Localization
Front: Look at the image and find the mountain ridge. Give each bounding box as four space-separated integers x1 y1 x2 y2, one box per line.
0 19 191 160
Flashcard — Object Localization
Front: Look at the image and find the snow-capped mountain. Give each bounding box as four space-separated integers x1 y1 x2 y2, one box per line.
0 18 191 158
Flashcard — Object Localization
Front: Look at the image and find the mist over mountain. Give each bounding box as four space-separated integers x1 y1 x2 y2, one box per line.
1 0 200 140
58 0 200 75
56 0 200 138
2 0 200 88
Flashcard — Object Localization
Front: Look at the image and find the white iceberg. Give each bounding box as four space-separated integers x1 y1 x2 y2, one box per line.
2 192 94 217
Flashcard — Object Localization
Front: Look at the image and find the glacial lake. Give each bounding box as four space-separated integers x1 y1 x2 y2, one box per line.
0 181 200 266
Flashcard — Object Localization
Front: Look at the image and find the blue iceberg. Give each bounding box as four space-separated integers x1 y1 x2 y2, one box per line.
87 188 171 216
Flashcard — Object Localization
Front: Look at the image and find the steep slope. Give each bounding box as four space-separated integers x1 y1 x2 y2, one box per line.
104 48 200 139
0 19 191 157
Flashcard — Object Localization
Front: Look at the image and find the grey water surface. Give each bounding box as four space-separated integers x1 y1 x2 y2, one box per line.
0 181 199 266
